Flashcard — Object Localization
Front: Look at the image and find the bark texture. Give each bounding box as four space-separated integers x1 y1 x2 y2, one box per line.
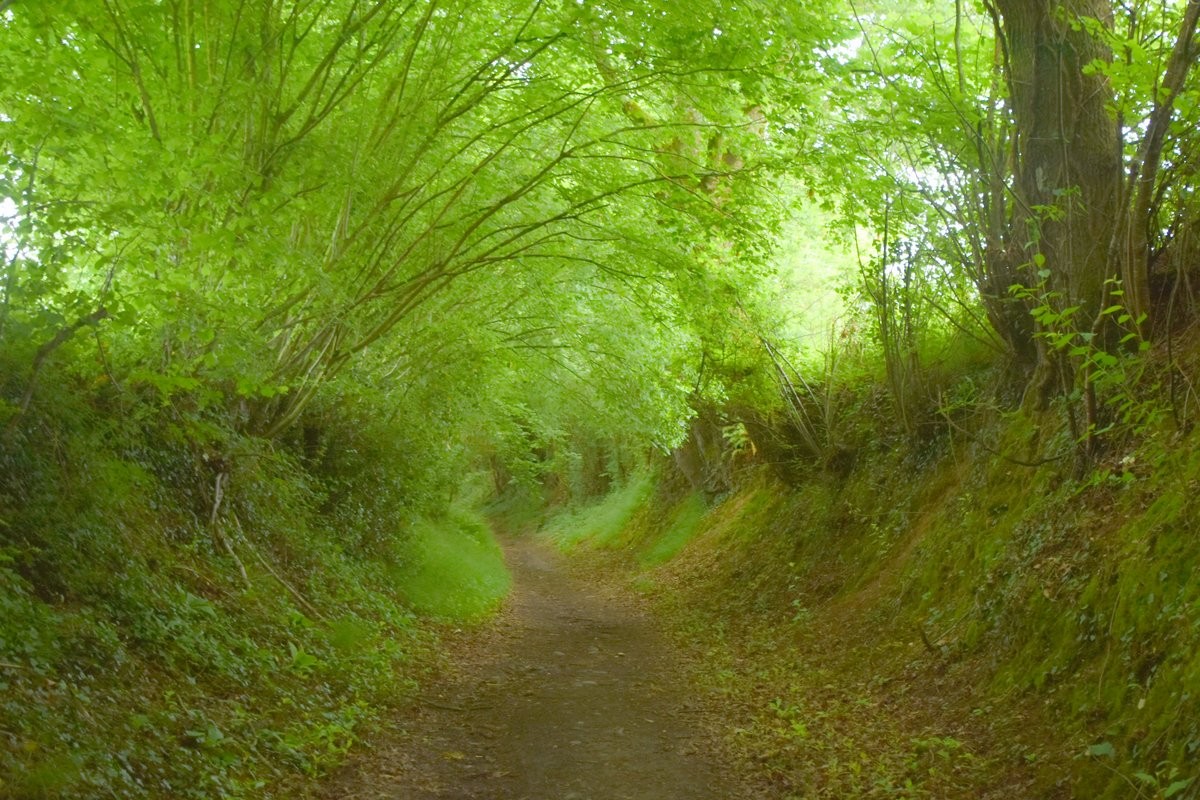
992 0 1122 377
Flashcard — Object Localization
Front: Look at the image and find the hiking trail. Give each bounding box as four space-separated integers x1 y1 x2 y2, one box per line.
321 535 755 800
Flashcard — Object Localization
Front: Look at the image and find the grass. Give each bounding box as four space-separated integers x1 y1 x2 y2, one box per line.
539 471 656 550
395 504 511 621
638 492 708 567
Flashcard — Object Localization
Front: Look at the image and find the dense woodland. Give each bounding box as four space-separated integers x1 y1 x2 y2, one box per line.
2 0 1200 797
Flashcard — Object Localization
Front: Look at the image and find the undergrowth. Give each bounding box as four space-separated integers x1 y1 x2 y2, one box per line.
0 372 510 799
547 402 1200 798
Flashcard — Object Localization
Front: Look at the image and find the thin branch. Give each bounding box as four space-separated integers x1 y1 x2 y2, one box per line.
4 307 109 436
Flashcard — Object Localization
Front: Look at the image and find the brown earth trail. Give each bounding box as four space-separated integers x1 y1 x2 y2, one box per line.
321 535 755 800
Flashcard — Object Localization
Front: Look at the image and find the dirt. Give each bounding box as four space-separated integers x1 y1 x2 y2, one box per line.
321 535 754 800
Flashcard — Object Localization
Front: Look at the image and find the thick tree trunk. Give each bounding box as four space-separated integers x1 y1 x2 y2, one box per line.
1118 0 1200 334
993 0 1122 387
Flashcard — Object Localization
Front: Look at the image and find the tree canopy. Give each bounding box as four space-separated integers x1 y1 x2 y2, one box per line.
0 0 845 482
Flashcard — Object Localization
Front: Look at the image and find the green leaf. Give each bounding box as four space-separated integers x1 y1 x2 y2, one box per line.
1164 778 1194 798
1087 742 1115 758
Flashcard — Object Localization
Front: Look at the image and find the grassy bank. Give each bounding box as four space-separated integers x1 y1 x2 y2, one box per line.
0 403 509 799
547 418 1200 798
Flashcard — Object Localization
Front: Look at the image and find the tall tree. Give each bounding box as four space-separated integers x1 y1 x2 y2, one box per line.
989 0 1121 387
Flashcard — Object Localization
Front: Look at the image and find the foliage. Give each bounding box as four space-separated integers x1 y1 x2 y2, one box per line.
3 0 1200 796
0 0 834 459
802 0 1200 455
0 3 834 793
0 383 438 798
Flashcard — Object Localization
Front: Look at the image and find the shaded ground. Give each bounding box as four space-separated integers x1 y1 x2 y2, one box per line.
646 477 1074 799
321 535 753 800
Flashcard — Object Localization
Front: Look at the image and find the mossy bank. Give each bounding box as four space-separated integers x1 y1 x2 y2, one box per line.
543 414 1200 799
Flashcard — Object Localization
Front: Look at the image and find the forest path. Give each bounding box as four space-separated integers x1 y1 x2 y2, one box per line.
320 535 750 800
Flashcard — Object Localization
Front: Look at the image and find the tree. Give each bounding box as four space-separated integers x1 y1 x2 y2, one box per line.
808 0 1200 440
0 0 828 453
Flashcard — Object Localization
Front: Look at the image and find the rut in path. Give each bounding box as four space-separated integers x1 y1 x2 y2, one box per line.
322 535 752 800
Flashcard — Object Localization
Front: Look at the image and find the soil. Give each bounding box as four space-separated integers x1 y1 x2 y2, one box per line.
321 535 755 800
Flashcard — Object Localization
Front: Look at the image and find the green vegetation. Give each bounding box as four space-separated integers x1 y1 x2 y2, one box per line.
4 0 1200 796
638 492 708 567
397 505 511 621
540 472 657 551
0 409 426 798
2 1 817 793
541 399 1200 797
0 382 515 798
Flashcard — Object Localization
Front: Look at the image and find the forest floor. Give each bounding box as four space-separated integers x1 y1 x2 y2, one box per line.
319 534 757 800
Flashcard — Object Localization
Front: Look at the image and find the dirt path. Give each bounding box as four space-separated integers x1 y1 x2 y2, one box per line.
321 535 749 800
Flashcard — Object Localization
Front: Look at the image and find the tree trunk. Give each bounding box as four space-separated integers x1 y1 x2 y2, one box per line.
993 0 1122 390
1117 0 1200 335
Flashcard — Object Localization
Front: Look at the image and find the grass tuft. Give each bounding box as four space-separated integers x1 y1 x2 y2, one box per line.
395 504 511 621
539 472 656 550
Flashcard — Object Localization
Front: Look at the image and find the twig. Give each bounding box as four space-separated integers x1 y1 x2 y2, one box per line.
1096 583 1122 701
209 472 251 588
919 604 975 655
173 563 222 594
919 625 939 655
93 327 123 394
937 407 1067 468
416 695 492 712
232 513 325 621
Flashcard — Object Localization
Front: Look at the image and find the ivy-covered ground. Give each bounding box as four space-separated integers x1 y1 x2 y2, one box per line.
0 409 510 799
